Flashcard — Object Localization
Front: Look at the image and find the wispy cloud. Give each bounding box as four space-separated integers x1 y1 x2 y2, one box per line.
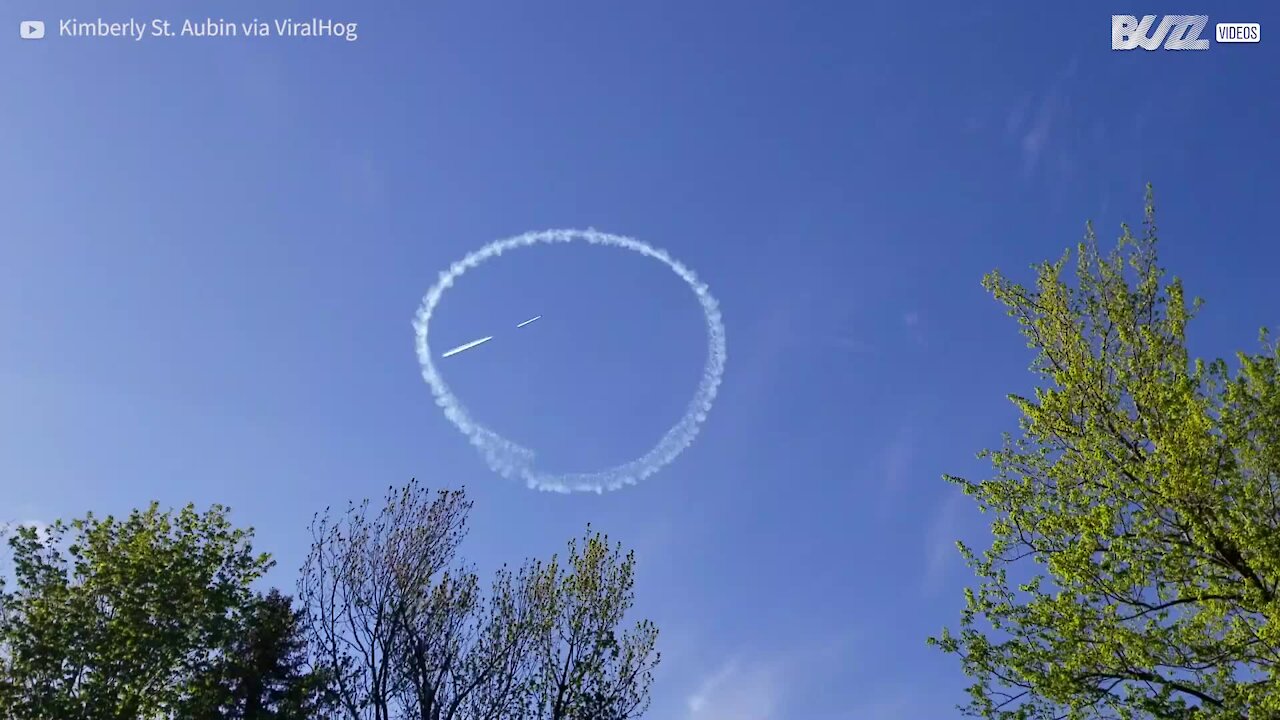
1 519 49 542
682 631 858 720
1020 92 1060 176
903 311 927 346
24 520 48 541
686 658 785 720
826 333 876 354
875 427 913 517
1005 94 1032 138
1007 57 1081 179
923 489 970 595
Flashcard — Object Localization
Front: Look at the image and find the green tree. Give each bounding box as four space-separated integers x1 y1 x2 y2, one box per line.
181 588 335 719
298 480 659 720
930 186 1280 718
0 503 272 719
524 529 659 720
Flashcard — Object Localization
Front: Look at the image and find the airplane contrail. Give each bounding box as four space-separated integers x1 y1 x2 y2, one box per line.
414 228 726 494
516 315 541 328
441 336 493 358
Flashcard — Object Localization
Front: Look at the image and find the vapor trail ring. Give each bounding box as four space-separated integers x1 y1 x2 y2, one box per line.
413 229 727 494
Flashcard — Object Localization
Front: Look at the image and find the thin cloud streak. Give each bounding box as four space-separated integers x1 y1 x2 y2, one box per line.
875 428 913 518
1008 56 1080 180
923 489 970 595
686 658 785 720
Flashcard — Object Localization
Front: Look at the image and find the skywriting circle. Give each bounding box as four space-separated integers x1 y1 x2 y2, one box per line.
413 229 727 493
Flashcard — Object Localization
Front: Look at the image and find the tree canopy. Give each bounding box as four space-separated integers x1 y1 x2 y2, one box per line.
298 480 659 720
180 588 335 719
0 503 273 719
1 483 660 720
931 186 1280 718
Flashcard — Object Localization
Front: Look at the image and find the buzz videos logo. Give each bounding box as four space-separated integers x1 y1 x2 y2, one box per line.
1112 15 1260 50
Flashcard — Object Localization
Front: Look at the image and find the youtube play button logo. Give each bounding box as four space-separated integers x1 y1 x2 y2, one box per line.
20 20 45 39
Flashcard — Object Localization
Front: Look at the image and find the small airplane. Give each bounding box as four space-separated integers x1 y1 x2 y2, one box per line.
441 336 493 358
441 315 542 359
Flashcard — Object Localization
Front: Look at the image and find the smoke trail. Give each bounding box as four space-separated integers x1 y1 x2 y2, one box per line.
412 229 727 493
441 335 494 358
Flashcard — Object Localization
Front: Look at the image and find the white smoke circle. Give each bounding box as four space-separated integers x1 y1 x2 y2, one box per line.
413 229 727 493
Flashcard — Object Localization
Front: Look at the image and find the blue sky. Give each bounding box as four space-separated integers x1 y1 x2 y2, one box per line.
2 1 1278 717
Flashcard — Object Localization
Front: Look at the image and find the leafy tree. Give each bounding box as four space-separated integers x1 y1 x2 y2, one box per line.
298 480 659 720
181 588 335 719
526 529 659 720
930 186 1280 718
299 483 485 720
0 503 272 719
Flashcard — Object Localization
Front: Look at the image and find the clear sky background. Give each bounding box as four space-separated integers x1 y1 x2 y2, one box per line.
2 1 1277 717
